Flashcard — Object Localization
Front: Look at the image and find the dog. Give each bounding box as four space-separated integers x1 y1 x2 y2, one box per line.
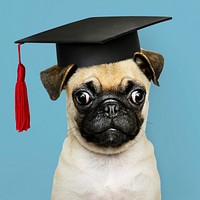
40 49 164 200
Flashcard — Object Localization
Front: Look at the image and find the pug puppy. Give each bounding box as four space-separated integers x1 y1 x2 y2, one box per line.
40 49 164 200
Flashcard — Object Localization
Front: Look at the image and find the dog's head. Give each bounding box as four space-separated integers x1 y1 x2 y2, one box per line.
40 49 164 154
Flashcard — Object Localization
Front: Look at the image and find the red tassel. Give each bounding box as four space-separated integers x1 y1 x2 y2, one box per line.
15 44 30 132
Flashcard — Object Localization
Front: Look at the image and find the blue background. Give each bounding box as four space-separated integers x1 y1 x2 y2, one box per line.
1 0 200 199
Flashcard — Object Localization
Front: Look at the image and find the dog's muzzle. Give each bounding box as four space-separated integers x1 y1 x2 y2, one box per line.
80 99 143 147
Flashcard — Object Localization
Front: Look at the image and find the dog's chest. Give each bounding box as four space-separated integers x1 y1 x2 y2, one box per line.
79 159 146 199
57 153 151 200
52 136 160 200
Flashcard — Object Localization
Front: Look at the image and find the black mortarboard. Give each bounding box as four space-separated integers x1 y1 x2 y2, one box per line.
15 16 172 68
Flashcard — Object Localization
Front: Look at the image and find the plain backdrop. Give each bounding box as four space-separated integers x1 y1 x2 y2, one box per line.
1 0 200 199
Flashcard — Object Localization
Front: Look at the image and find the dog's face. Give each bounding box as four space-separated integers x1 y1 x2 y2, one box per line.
40 49 164 154
67 60 150 149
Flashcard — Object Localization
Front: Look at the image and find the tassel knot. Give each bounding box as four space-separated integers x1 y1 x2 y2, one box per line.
17 63 25 82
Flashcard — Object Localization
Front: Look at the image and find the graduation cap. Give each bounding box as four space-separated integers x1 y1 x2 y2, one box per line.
15 16 172 132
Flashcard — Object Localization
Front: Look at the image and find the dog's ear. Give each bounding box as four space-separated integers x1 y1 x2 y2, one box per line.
134 49 164 86
40 64 77 100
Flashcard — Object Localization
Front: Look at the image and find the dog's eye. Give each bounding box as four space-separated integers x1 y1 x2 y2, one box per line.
76 91 92 105
130 89 145 105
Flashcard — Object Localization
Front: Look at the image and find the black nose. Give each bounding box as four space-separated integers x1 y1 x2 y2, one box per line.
103 101 120 118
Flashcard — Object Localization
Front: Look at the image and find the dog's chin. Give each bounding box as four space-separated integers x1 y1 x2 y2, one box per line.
80 128 137 148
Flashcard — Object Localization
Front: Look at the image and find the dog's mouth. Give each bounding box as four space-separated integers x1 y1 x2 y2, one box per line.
80 127 136 147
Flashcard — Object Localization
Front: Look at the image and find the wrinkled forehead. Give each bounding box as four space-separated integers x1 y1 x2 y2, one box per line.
67 59 151 93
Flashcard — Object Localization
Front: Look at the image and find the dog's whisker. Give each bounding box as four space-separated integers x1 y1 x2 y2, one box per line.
66 126 79 146
66 126 77 133
146 121 153 125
